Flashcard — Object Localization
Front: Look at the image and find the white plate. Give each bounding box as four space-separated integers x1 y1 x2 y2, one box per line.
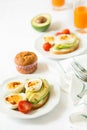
0 74 60 119
34 31 87 59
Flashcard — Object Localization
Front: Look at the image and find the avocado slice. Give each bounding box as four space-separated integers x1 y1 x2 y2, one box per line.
31 14 51 32
26 79 50 104
54 38 78 50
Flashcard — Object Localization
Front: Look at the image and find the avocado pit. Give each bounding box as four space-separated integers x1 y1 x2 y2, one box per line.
31 14 51 32
35 16 47 24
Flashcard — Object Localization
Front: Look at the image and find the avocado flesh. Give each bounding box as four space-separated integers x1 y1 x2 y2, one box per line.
54 38 78 50
32 24 50 32
31 14 51 32
26 79 50 104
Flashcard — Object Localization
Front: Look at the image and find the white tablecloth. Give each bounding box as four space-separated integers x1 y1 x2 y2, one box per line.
0 0 87 130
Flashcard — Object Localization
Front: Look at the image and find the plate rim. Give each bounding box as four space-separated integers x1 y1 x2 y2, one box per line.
0 74 60 119
34 30 87 60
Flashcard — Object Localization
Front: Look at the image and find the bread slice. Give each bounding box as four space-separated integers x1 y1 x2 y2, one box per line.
32 93 49 109
50 41 79 54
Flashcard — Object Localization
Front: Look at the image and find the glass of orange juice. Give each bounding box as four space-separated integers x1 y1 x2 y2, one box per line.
74 0 87 33
52 0 65 10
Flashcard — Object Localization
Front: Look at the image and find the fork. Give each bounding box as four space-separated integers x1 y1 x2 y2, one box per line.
72 61 87 74
75 72 87 82
71 61 87 82
71 61 87 75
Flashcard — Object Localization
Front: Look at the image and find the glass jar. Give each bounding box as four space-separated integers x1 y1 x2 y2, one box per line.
73 0 87 33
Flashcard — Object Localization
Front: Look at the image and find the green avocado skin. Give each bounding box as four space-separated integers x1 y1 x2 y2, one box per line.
31 14 51 32
31 23 50 32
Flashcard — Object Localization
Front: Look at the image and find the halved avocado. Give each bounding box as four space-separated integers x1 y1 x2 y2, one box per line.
31 14 51 32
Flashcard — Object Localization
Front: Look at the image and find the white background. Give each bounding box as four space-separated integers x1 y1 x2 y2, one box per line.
0 0 87 130
0 0 74 75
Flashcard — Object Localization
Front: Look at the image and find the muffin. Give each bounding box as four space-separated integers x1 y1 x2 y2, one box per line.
14 51 38 74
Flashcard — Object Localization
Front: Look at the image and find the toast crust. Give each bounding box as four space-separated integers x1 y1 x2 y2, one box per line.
50 42 79 54
32 93 49 109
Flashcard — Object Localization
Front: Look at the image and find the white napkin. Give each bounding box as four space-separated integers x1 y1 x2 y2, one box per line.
55 54 87 123
55 58 73 93
70 76 87 123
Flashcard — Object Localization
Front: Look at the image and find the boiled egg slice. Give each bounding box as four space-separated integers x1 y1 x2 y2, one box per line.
55 34 76 44
4 93 26 109
25 79 42 92
4 81 24 94
43 33 55 44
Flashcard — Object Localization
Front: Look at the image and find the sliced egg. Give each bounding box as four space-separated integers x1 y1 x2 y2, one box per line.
4 81 24 94
25 79 42 92
55 34 76 44
43 33 55 44
4 93 26 109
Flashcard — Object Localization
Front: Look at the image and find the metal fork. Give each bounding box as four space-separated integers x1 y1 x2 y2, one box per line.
72 61 87 74
71 61 87 82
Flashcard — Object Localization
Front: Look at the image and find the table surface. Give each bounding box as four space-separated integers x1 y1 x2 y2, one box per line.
0 0 87 130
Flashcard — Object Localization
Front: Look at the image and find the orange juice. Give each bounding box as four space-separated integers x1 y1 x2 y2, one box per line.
74 6 87 28
52 0 65 7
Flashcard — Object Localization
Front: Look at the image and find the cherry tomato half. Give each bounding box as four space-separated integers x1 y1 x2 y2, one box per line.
55 32 62 36
43 42 51 51
62 29 70 34
18 100 33 114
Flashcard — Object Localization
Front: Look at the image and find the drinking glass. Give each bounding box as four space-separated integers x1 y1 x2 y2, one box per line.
51 0 72 11
51 0 65 10
73 0 87 33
